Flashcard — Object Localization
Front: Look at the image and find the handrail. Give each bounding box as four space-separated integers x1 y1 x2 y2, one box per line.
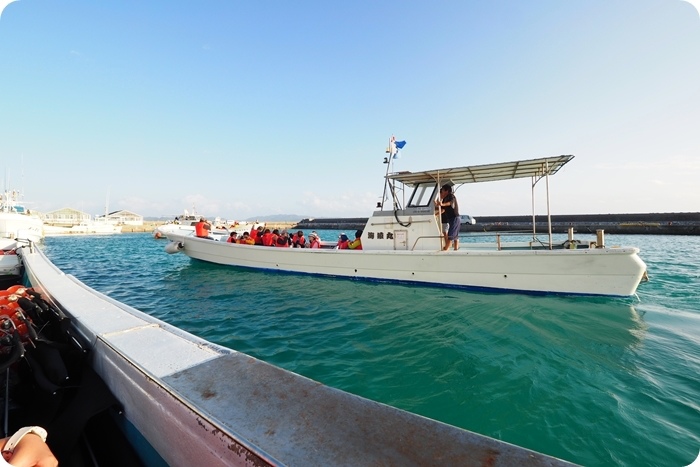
409 235 443 251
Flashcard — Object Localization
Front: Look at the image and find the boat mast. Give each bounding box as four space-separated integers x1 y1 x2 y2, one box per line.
381 135 396 211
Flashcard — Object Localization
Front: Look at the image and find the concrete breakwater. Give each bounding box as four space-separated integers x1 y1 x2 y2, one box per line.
294 212 700 235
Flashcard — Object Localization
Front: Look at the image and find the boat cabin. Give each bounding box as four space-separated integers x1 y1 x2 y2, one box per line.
360 155 575 251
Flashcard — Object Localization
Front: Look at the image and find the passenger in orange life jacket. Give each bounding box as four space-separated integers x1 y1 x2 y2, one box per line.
337 233 349 249
270 229 280 246
254 226 264 245
291 230 306 248
261 229 273 246
226 232 238 243
195 218 212 238
309 232 321 249
239 232 255 245
275 229 291 247
348 230 363 250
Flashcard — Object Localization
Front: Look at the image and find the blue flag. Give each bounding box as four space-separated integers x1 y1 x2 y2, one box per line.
390 137 407 159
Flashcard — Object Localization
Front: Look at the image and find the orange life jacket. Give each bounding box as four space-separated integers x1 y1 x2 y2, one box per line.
348 238 362 250
292 234 305 248
262 233 273 246
195 221 209 237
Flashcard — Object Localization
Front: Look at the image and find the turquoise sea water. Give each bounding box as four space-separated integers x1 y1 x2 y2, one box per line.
40 232 699 466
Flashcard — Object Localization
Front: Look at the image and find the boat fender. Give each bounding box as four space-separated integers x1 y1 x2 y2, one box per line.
164 241 184 254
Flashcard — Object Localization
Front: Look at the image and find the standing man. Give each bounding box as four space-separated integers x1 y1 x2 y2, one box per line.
434 184 460 251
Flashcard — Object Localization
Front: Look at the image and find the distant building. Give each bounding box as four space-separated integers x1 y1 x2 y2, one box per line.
98 210 143 226
42 208 92 226
43 208 144 226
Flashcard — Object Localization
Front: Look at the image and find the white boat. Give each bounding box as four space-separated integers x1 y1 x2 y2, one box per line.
154 215 264 240
0 189 44 243
165 154 647 297
0 238 21 281
14 242 573 466
43 219 123 236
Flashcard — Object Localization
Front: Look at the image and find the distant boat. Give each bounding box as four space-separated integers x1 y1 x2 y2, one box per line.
153 211 264 240
0 237 21 284
43 220 123 236
0 189 44 243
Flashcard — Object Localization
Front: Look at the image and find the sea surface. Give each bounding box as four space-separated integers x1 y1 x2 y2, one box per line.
40 232 699 467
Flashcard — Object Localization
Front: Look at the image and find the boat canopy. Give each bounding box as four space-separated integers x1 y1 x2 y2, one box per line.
386 155 574 186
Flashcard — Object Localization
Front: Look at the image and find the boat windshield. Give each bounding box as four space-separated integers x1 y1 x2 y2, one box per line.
407 182 438 208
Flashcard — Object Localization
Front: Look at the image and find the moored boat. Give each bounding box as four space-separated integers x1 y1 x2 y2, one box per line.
154 216 264 240
13 242 575 466
0 238 22 287
0 189 44 243
43 220 123 236
165 152 647 297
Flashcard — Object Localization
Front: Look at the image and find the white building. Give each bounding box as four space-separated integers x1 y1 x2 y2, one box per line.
42 208 92 226
98 210 143 226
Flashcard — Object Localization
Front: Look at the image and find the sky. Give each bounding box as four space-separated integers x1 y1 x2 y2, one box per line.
1 1 699 220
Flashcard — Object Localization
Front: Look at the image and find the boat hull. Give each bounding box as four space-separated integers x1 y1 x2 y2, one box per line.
43 224 123 235
167 234 647 296
19 244 574 466
154 222 263 240
0 212 44 243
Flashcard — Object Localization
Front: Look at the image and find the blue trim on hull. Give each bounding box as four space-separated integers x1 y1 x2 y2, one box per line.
110 409 168 467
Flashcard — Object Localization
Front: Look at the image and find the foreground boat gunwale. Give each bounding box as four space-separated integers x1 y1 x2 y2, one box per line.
19 244 576 466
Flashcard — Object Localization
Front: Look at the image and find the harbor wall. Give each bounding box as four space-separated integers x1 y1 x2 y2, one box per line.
294 213 700 235
118 213 700 235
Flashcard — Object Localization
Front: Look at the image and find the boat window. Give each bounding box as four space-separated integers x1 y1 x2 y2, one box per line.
407 183 438 207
